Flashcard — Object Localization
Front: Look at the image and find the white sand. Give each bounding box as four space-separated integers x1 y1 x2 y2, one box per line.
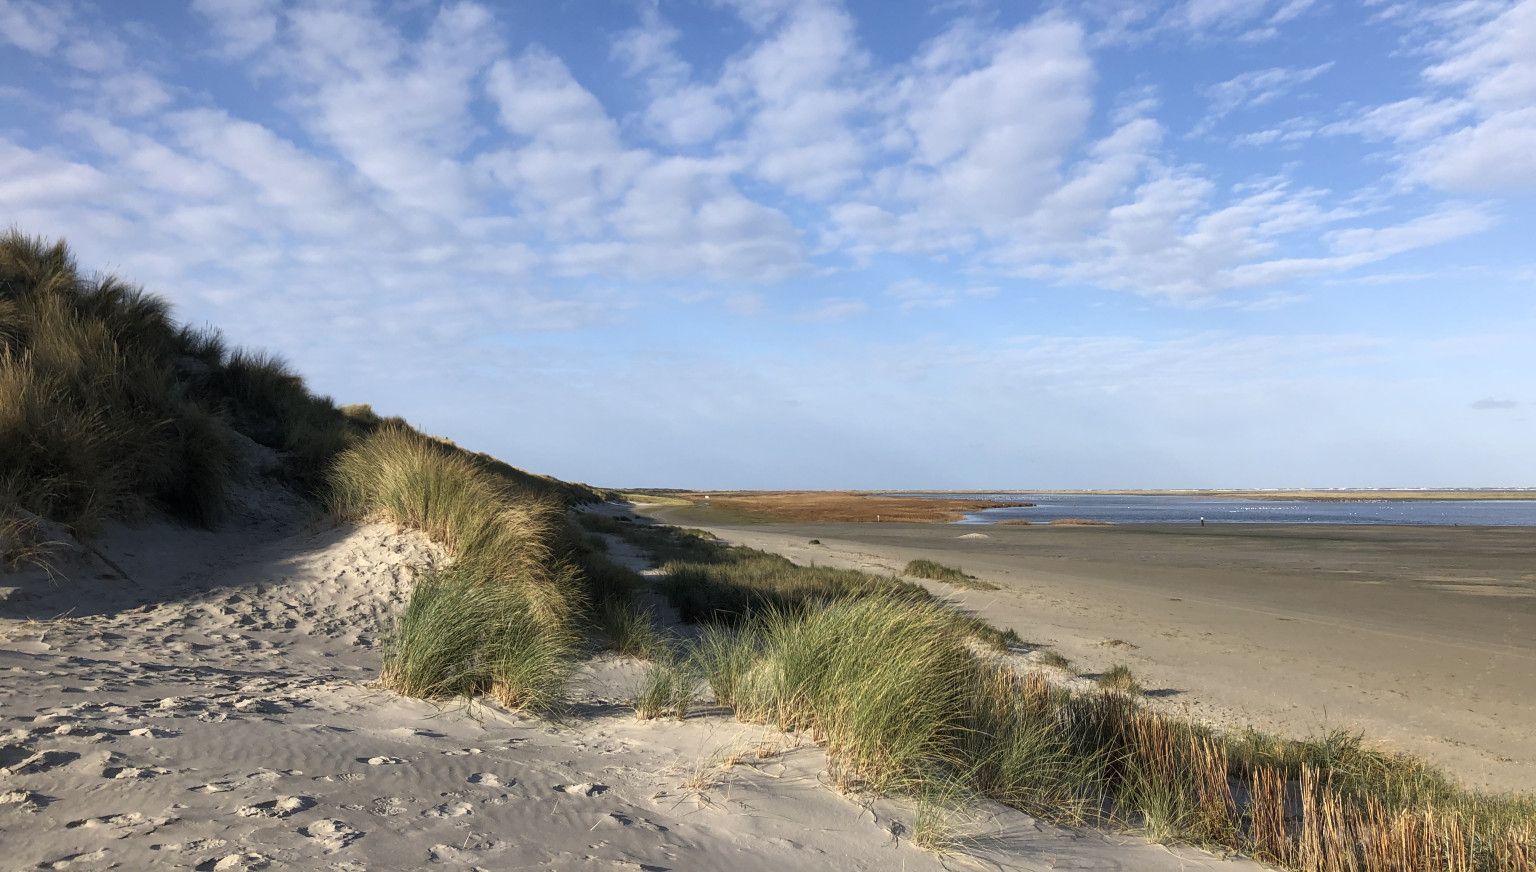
1 485 1265 869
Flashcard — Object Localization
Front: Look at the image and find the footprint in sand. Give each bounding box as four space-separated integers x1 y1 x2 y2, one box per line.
201 852 271 871
466 773 508 787
2 749 79 776
66 811 140 828
364 755 405 765
362 796 409 817
428 834 506 864
422 800 473 818
151 837 228 854
38 848 111 869
237 796 315 818
0 788 50 813
128 726 177 738
554 782 609 797
603 812 669 833
103 763 170 779
301 819 364 851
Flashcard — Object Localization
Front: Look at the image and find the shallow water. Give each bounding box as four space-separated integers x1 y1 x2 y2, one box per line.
945 493 1536 526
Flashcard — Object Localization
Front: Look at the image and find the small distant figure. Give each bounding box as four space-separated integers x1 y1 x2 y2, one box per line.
1199 516 1205 527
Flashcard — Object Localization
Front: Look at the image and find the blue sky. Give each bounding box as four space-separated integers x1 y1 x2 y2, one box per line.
2 0 1533 488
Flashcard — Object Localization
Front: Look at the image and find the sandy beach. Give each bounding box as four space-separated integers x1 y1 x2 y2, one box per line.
0 484 1268 871
647 506 1536 794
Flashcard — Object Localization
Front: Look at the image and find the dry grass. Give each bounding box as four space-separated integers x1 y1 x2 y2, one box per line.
678 491 1031 523
620 492 693 506
1049 518 1113 526
904 558 1000 590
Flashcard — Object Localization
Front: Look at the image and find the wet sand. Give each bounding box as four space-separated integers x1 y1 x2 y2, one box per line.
648 507 1536 793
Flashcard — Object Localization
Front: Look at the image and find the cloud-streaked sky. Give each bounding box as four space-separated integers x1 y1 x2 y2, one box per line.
3 0 1534 488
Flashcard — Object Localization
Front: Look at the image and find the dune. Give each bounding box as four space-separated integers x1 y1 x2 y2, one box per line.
0 469 1259 871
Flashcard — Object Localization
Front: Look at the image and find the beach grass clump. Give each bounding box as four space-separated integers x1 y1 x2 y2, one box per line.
596 598 669 659
332 427 587 710
1037 650 1073 671
1 233 238 531
603 523 1018 650
704 597 980 793
1097 663 1142 695
380 568 577 713
633 655 695 720
0 231 370 539
904 558 999 590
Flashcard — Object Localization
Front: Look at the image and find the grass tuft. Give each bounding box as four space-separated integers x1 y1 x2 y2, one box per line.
1037 650 1073 671
596 598 669 659
1097 663 1143 695
332 427 586 711
634 655 695 720
380 569 577 714
904 558 1000 590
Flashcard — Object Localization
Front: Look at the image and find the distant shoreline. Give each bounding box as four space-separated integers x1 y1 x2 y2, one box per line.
629 488 1536 504
887 489 1536 502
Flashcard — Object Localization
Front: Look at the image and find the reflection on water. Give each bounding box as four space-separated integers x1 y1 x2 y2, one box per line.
948 493 1536 526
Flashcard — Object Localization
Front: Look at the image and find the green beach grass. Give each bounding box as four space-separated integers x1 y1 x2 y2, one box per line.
599 517 1536 872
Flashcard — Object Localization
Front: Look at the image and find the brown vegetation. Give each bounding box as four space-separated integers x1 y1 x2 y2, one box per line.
678 491 1030 523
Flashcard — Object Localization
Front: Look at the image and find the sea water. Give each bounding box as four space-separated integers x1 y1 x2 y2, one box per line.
937 493 1536 526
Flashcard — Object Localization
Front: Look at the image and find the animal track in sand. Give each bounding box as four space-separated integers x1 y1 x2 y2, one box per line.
301 818 364 851
236 795 315 818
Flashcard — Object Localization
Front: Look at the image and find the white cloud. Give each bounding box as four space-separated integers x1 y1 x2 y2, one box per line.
722 2 867 200
798 296 869 322
1411 1 1536 190
886 16 1095 233
613 6 734 146
1201 62 1332 127
1171 0 1319 39
886 279 997 310
0 0 67 54
191 0 280 59
1328 1 1536 192
0 139 109 206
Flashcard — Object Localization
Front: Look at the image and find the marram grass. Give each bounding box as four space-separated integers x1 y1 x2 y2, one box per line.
607 519 1536 871
903 558 999 590
330 427 586 711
